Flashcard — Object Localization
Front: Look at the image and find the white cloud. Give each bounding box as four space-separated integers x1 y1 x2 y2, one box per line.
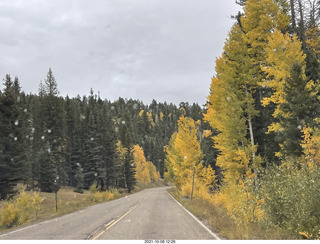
0 0 241 105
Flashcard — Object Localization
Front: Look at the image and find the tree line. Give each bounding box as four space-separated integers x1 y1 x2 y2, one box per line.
0 69 210 199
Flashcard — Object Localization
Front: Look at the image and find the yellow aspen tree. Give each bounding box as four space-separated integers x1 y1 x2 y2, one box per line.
132 144 151 184
153 170 160 182
160 112 164 121
306 25 320 58
301 127 320 169
205 0 290 182
260 29 306 133
165 116 215 198
241 0 289 69
204 23 259 183
138 110 144 117
146 161 158 182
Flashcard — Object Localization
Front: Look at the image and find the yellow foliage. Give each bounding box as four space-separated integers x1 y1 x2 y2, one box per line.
15 190 43 223
241 0 289 52
0 190 43 228
91 190 114 203
306 25 320 57
166 116 215 200
153 171 160 182
116 140 128 165
260 29 305 132
165 116 205 189
181 163 216 200
301 127 320 169
211 179 265 231
139 110 155 127
299 231 313 240
146 161 158 182
133 145 160 184
160 112 164 121
0 203 20 227
203 130 212 138
146 112 155 127
139 110 144 117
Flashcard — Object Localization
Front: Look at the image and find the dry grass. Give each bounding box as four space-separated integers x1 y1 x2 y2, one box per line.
36 187 93 220
167 187 298 240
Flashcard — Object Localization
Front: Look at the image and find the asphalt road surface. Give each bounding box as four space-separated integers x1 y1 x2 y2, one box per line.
0 187 220 240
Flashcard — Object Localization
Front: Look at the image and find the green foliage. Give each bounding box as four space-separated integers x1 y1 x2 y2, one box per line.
261 163 320 239
0 75 27 199
0 66 190 199
89 182 98 194
278 62 317 158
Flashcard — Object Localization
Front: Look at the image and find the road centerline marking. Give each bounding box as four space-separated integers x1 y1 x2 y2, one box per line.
91 203 139 240
104 219 115 228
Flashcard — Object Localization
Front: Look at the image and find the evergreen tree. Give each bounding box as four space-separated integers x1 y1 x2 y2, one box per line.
0 75 26 199
38 69 66 192
278 61 317 158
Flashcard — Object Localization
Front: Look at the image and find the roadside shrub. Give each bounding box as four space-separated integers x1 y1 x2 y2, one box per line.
91 190 114 203
0 190 43 228
109 188 120 198
74 188 84 194
212 178 265 237
103 191 114 201
89 182 98 194
261 163 320 239
0 203 20 228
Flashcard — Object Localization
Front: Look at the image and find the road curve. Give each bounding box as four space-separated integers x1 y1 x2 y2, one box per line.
0 187 220 240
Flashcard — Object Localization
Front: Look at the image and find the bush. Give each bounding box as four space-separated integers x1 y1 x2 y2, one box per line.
261 163 320 239
0 190 43 228
0 203 20 228
109 188 120 198
89 182 98 194
74 188 84 194
90 190 114 203
212 178 265 239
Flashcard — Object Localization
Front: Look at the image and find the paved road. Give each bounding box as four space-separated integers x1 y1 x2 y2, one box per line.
0 187 220 240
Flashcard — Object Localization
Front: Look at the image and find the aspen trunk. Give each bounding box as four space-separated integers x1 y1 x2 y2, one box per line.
245 85 259 191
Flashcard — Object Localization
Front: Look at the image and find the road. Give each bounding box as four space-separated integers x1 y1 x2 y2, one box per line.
0 187 220 240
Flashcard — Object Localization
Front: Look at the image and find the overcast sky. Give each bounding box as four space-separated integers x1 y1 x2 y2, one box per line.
0 0 241 106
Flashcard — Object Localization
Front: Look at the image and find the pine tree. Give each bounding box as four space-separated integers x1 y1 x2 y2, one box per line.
82 91 103 189
124 149 136 193
0 75 26 199
278 61 317 158
38 69 66 192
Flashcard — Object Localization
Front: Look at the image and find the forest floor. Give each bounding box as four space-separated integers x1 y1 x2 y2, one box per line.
167 187 298 240
0 179 169 234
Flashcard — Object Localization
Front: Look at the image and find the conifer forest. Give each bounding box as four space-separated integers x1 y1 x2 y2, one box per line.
1 0 320 239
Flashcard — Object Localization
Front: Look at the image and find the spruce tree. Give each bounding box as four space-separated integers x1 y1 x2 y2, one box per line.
278 61 317 158
0 75 26 199
38 69 66 192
